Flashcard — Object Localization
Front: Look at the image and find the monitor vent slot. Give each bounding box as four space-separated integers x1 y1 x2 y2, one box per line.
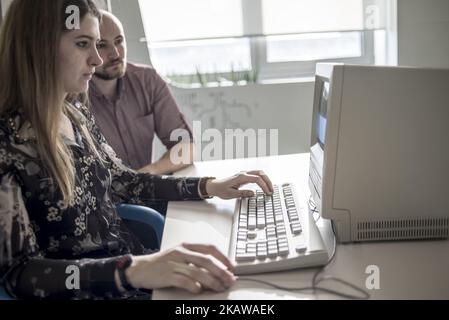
355 218 449 241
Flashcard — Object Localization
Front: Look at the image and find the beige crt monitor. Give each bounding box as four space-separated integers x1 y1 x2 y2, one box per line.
309 63 449 243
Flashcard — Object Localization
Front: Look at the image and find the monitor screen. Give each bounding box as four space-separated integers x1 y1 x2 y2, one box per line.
317 80 329 147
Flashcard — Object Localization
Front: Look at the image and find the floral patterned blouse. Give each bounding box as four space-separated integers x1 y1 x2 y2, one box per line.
0 102 203 299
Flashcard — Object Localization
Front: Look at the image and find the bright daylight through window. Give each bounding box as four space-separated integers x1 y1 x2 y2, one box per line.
139 0 391 86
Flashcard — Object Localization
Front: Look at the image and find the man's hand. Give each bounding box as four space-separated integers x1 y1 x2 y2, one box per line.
205 170 274 199
138 142 195 175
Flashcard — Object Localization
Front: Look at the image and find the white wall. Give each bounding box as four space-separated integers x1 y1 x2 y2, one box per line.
163 81 315 160
398 0 449 68
109 0 152 66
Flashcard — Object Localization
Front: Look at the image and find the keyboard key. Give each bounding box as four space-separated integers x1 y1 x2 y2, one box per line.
295 243 307 253
274 214 284 223
247 231 257 239
240 199 248 214
236 252 256 262
277 228 286 236
257 242 268 259
238 234 247 241
266 226 275 234
277 237 288 245
236 248 246 255
236 241 246 249
267 247 279 257
247 242 257 248
276 224 286 233
277 223 286 230
279 245 289 256
247 247 257 254
267 233 276 240
290 224 302 235
248 217 256 229
246 243 257 253
291 221 302 228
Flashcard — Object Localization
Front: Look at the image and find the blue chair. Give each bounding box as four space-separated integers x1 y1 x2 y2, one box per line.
0 284 13 300
116 204 165 250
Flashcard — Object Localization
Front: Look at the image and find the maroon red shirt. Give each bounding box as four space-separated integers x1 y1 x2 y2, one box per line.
89 63 193 170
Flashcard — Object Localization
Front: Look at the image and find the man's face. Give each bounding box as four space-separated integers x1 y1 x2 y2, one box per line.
94 15 127 80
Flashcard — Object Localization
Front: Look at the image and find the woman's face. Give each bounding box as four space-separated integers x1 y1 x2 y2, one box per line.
59 13 103 94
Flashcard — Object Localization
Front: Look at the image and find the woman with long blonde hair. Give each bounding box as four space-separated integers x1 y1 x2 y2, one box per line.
0 0 273 299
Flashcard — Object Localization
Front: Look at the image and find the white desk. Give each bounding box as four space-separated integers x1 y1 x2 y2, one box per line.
153 154 449 300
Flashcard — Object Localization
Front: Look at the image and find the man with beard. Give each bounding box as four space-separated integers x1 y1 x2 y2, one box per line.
89 11 194 176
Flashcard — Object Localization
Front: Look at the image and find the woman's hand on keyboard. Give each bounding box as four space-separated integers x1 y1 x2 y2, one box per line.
206 170 274 199
124 243 236 293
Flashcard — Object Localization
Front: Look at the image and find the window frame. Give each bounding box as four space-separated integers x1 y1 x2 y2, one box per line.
139 0 395 84
0 1 3 26
243 0 375 81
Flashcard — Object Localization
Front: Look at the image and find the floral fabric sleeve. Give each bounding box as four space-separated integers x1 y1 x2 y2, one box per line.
76 102 205 204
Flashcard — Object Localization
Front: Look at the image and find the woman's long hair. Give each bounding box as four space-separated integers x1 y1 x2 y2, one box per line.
0 0 101 205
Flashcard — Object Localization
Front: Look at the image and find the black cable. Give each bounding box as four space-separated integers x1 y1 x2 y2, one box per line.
308 195 321 222
236 277 369 299
237 206 371 299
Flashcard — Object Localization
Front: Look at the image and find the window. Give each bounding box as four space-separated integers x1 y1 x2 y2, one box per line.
0 0 7 26
139 0 393 85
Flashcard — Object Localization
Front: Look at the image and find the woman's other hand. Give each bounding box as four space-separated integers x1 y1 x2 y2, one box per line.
206 170 274 199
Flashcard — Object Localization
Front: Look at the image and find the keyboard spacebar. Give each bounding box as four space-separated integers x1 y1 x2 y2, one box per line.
235 253 256 262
